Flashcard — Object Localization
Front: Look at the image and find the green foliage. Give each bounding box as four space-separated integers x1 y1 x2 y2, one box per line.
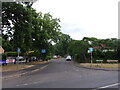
68 40 89 63
68 37 118 63
2 2 61 59
46 55 52 60
54 33 72 56
2 53 7 60
2 2 118 62
117 39 120 61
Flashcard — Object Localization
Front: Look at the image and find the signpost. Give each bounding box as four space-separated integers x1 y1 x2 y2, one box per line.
41 49 46 61
88 48 93 64
17 48 20 57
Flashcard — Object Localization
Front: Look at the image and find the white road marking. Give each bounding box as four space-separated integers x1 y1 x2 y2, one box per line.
40 65 48 70
31 69 40 73
16 81 41 87
97 83 120 89
15 65 48 87
23 83 28 86
33 82 39 84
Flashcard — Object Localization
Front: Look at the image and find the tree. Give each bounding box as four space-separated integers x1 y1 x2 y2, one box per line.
2 2 61 60
30 12 61 59
2 2 34 52
117 39 120 62
68 40 89 63
54 33 72 56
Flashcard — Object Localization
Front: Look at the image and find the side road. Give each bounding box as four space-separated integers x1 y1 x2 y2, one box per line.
2 62 49 80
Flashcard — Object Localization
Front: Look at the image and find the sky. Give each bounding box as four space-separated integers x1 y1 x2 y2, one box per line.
32 0 119 40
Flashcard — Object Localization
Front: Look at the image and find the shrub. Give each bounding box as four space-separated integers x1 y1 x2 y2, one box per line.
2 53 7 60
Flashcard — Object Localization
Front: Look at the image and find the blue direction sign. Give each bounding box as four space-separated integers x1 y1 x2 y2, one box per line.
17 48 20 52
41 49 46 53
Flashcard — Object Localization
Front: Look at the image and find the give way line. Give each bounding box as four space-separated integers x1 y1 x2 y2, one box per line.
92 83 120 90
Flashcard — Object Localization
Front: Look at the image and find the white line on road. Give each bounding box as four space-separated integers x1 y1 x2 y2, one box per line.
97 83 120 89
31 69 40 73
40 65 48 70
15 65 49 87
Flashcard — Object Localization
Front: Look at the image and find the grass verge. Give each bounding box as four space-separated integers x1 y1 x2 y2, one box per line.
80 63 120 69
2 64 34 72
27 61 48 64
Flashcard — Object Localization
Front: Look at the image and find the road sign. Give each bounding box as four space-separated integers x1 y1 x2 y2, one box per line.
96 60 103 62
41 49 46 53
88 50 90 53
89 48 93 52
88 48 93 64
17 48 20 52
28 51 34 53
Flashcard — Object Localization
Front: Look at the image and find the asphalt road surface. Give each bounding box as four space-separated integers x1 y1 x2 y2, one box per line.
2 58 119 89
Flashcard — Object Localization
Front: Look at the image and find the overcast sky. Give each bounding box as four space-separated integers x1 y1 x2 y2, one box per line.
32 0 119 40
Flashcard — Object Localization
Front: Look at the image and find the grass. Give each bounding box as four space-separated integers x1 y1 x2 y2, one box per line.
1 64 34 72
1 60 49 72
80 63 120 69
27 61 48 64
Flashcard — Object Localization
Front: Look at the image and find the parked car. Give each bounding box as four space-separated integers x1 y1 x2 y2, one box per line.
0 60 7 65
53 55 57 59
16 56 26 63
6 57 15 64
28 56 37 62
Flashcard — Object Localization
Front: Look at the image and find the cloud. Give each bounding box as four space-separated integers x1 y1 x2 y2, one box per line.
32 0 119 40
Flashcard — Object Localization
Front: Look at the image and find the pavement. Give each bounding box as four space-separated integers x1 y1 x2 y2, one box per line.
2 58 119 89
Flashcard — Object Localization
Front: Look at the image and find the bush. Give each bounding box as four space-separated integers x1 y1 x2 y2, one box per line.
2 53 7 60
46 56 52 60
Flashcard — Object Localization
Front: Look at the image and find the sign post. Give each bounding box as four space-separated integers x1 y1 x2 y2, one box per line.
17 48 20 57
41 49 46 61
88 48 93 64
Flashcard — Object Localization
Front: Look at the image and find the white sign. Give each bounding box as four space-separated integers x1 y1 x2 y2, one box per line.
89 48 93 52
96 60 103 62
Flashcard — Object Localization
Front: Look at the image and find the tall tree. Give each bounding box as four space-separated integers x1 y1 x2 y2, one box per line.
2 2 61 58
54 33 72 56
68 40 89 62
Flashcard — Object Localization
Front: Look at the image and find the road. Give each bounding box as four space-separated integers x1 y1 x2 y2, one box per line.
2 58 119 89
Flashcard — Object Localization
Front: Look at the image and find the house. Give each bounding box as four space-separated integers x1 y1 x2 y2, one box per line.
0 46 4 54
